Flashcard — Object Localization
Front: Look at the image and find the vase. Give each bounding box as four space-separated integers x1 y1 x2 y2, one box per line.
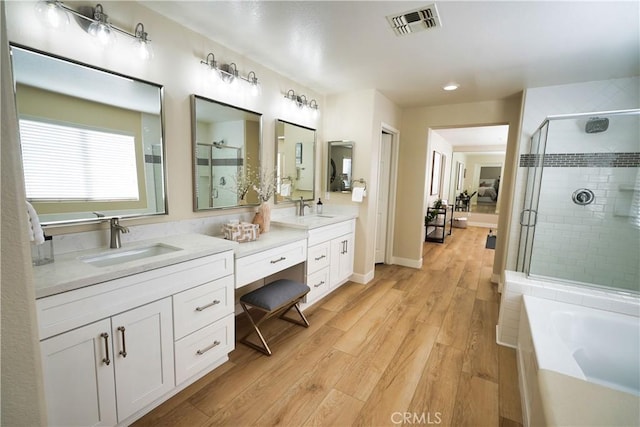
259 203 271 233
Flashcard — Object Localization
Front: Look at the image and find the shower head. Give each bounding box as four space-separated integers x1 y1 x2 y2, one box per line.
212 140 225 149
585 117 609 134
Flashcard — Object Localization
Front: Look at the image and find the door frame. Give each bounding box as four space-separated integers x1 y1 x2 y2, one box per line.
377 123 400 265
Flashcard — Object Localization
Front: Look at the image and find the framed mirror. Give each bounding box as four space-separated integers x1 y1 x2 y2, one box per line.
275 120 316 203
328 141 354 192
10 44 167 225
192 95 262 210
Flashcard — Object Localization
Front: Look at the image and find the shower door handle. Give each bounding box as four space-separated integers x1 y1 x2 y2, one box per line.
519 209 538 227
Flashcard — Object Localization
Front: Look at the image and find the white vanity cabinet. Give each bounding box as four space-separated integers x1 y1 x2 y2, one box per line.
305 219 355 306
40 297 173 426
36 247 235 426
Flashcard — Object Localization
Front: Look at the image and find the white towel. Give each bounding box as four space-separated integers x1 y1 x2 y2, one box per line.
352 187 366 203
26 201 45 245
280 183 291 197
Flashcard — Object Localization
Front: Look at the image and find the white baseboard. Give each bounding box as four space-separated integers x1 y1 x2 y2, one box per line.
350 269 375 284
495 325 517 349
391 256 422 269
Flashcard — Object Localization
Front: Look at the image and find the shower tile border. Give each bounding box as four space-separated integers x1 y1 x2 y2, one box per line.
519 152 640 168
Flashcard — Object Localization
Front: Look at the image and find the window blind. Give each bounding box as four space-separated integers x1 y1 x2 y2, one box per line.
19 119 140 201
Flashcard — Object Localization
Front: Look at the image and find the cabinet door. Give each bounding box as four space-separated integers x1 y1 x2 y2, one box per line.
40 318 117 427
112 298 174 422
330 233 355 288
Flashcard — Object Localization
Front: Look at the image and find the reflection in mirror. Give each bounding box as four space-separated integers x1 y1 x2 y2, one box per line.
275 120 316 203
449 152 504 214
192 95 261 210
328 141 354 192
10 45 167 225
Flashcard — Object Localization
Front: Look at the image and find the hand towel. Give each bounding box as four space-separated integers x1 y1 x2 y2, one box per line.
280 183 291 197
26 201 45 245
352 187 366 203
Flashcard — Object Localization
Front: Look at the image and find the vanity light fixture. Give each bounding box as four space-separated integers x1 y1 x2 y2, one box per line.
199 53 261 95
134 23 154 60
284 89 320 116
34 1 154 60
35 0 69 29
87 4 115 47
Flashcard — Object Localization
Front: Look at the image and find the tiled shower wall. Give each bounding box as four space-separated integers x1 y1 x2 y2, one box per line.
525 114 640 291
505 76 640 273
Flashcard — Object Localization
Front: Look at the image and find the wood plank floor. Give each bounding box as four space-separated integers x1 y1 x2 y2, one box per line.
134 226 522 427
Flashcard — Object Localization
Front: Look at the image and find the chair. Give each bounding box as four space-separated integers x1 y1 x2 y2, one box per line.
239 279 310 356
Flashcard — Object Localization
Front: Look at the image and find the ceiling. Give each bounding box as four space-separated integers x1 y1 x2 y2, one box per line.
140 1 639 109
432 125 509 148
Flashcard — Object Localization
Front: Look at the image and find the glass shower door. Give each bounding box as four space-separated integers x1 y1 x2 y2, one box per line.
516 121 548 273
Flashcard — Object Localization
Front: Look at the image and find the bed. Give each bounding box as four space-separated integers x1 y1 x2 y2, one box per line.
477 179 499 203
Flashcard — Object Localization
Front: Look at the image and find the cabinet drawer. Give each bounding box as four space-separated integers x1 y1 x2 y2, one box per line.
235 239 307 288
305 268 330 304
174 314 234 385
307 219 355 246
173 275 234 340
307 241 330 274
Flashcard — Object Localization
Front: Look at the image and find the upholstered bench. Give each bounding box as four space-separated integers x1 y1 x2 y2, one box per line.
239 279 310 356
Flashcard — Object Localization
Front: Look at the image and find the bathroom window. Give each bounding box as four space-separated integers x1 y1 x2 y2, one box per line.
19 118 140 201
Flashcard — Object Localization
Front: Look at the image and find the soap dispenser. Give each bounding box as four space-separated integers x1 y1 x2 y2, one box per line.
316 198 323 214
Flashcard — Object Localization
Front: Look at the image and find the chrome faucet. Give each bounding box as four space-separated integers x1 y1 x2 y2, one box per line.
110 218 129 249
297 197 311 216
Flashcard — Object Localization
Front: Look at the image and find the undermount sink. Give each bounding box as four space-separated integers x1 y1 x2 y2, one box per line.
315 215 335 218
80 243 182 267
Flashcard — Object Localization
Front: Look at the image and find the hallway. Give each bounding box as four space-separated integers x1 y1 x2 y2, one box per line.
134 226 522 426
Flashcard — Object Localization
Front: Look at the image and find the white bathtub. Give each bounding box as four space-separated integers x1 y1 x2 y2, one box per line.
517 295 640 426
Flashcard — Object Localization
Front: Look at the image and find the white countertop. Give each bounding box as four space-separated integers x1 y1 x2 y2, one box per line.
271 213 357 230
33 233 236 299
228 226 308 258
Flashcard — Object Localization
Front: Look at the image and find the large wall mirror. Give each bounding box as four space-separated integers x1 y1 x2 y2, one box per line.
328 141 354 192
275 120 316 203
192 95 261 210
10 45 167 225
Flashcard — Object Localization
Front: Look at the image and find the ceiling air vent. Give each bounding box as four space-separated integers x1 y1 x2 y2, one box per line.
386 4 442 36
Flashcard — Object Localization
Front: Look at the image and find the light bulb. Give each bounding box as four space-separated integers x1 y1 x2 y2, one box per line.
88 22 115 47
250 82 260 97
136 39 154 60
35 0 70 29
88 5 115 47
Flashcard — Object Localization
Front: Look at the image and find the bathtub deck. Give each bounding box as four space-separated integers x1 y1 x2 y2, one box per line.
133 226 523 427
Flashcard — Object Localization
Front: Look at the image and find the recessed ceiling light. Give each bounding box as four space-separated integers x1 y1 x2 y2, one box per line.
443 83 459 91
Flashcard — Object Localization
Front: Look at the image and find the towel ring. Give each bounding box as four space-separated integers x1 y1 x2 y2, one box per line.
353 178 367 191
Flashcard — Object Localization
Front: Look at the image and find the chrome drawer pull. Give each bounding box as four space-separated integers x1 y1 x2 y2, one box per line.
314 254 326 261
195 300 221 312
196 340 221 355
100 333 111 366
270 256 286 264
117 326 127 358
313 281 325 288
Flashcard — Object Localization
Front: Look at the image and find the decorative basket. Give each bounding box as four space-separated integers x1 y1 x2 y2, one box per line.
222 222 260 243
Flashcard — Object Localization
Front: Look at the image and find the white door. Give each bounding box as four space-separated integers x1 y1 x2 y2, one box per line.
112 298 174 422
375 132 393 263
40 318 117 427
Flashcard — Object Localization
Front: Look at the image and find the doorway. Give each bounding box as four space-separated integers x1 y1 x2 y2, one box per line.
432 125 508 228
375 127 398 264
